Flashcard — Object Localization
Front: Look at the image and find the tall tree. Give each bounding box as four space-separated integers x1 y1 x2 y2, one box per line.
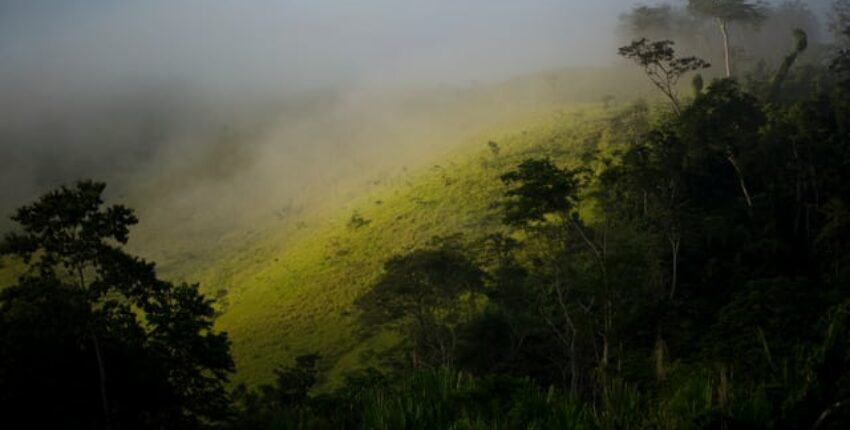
499 158 623 393
688 0 766 77
619 4 676 40
831 0 850 44
768 28 808 102
355 246 484 369
619 38 711 114
0 181 233 429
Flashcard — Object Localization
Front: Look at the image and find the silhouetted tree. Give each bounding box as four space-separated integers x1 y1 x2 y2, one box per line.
228 353 334 430
767 28 808 101
831 0 850 43
619 38 711 114
688 0 766 77
500 159 615 394
620 4 676 39
679 79 765 209
0 181 233 430
355 246 485 369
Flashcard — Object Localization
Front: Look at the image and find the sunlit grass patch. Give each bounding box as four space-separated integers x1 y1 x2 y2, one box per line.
196 104 617 387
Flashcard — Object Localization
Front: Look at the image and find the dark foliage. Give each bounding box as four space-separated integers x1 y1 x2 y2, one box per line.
619 38 710 113
6 11 850 430
0 181 233 430
355 245 485 369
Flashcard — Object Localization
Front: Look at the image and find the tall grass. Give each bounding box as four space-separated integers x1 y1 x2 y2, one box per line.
341 368 793 429
356 369 592 430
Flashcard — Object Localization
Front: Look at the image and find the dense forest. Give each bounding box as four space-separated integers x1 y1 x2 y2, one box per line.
3 0 850 429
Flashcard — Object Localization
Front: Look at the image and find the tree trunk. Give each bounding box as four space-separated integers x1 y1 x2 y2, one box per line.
727 154 753 209
668 232 680 300
81 265 110 430
718 18 732 78
569 335 579 397
92 334 111 430
654 328 666 381
547 269 580 398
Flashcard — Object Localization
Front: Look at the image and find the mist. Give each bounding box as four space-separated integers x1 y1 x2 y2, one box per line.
0 1 636 90
0 0 837 264
0 0 643 258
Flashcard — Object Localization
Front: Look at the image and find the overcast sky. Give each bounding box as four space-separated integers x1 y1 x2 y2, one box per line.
0 0 649 94
1 1 837 94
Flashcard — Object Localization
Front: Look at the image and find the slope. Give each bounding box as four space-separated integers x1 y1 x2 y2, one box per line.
1 66 659 387
199 105 622 387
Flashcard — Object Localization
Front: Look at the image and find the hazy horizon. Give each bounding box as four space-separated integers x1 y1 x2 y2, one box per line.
0 1 644 93
0 0 647 230
0 0 838 234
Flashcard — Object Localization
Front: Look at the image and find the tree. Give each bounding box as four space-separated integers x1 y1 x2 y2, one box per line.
0 181 233 429
831 0 850 44
355 246 484 369
618 4 705 49
688 0 766 77
619 4 676 39
679 79 765 210
228 353 334 430
619 38 711 114
768 28 808 102
500 159 621 394
500 158 584 228
833 1 850 92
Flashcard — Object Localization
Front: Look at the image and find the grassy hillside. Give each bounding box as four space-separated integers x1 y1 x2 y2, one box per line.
120 66 653 279
0 67 657 387
196 105 620 387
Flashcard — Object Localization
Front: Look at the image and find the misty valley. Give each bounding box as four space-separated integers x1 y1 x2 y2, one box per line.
2 0 850 429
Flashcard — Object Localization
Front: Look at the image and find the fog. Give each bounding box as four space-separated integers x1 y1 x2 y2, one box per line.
0 0 837 265
0 1 637 90
0 0 644 261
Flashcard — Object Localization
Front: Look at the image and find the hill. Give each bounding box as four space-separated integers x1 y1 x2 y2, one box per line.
190 105 627 387
1 67 654 387
116 67 655 386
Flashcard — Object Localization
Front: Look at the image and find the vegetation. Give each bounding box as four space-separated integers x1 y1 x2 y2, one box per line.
0 181 233 429
2 1 850 429
617 38 710 113
221 7 850 427
687 0 766 77
186 105 615 389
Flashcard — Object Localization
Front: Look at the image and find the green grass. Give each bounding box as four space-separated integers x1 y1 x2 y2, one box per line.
193 105 618 387
0 67 659 387
0 102 627 388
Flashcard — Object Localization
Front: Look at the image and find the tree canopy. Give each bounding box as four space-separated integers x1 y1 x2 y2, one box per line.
0 181 233 430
